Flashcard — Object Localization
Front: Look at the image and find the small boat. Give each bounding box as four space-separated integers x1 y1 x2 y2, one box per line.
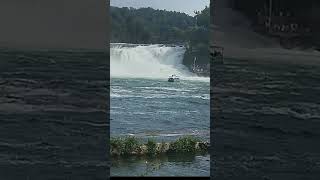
168 74 180 82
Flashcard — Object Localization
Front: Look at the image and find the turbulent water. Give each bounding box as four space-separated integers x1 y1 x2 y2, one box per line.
110 43 210 176
111 43 209 81
0 50 108 179
211 57 320 179
111 78 210 141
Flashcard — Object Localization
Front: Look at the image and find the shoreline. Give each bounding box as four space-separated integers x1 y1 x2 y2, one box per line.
211 3 320 67
218 46 320 66
110 136 209 156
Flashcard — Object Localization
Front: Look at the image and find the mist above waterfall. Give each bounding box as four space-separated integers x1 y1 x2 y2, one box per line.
111 43 196 79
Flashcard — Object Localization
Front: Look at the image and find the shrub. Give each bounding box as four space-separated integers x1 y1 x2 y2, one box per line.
110 137 124 155
123 136 140 155
169 136 199 153
146 139 157 155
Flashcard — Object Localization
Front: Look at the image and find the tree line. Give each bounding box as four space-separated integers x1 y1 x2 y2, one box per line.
110 6 210 46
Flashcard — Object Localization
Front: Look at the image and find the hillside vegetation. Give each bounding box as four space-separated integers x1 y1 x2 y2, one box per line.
110 6 210 67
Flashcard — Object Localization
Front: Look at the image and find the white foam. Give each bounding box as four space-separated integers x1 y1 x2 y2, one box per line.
111 43 209 82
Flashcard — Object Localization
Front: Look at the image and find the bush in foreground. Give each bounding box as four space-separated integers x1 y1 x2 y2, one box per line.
110 135 208 156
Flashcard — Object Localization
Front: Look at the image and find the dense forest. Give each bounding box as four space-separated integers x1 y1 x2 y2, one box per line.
110 6 210 67
110 6 209 45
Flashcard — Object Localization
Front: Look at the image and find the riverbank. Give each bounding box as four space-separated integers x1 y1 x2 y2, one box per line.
211 1 320 67
111 136 210 176
110 136 209 156
183 44 210 77
221 47 320 66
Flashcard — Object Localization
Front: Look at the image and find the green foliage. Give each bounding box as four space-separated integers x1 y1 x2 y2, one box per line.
169 136 199 153
110 6 209 45
111 6 195 43
146 139 157 155
110 136 140 155
110 6 211 67
195 6 210 28
159 141 167 153
110 136 208 156
123 136 140 155
110 137 124 155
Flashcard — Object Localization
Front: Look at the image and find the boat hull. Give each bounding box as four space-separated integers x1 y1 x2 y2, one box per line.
168 78 174 82
168 78 179 82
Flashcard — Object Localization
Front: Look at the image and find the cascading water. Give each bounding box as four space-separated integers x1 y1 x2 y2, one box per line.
111 43 202 80
111 43 210 176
